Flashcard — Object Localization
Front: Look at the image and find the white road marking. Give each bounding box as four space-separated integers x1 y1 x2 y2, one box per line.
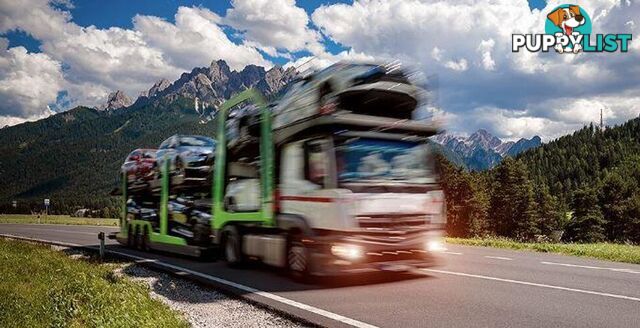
441 251 463 255
541 261 640 274
422 269 640 303
18 226 98 236
484 256 513 261
108 249 379 328
0 233 379 328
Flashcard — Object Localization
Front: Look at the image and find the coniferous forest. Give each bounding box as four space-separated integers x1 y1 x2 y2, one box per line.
439 117 640 243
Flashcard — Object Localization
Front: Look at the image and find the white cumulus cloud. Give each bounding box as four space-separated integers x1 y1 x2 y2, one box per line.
0 38 62 125
225 0 324 55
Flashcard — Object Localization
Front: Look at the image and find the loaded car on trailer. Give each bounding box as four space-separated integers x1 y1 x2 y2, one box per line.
114 62 446 280
154 135 216 189
121 149 157 190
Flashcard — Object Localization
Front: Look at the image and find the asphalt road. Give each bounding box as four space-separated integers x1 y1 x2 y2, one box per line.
1 223 639 328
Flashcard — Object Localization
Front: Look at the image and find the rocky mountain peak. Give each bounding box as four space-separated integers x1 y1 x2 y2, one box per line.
208 59 231 84
146 78 171 98
432 129 542 170
99 90 132 111
468 129 502 149
262 66 297 92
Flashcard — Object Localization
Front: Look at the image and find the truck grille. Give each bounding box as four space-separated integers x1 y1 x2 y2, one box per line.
356 214 428 232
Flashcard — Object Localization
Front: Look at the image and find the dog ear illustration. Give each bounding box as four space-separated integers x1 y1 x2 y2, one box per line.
569 6 581 16
547 8 564 27
569 5 584 23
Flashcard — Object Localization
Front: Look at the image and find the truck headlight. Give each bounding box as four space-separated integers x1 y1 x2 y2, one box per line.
426 239 446 252
331 244 363 261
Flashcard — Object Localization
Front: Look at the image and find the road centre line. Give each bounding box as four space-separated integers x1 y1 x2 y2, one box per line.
0 233 378 328
541 261 640 274
422 268 640 303
484 256 513 261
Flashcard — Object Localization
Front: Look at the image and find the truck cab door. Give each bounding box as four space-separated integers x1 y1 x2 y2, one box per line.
278 138 355 231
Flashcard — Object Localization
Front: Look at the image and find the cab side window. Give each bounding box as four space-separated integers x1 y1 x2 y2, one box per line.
304 140 327 186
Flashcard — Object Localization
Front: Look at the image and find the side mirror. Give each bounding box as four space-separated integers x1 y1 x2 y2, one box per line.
224 196 238 213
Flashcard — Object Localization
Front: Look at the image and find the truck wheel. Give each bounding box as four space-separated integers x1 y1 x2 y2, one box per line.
193 222 211 246
135 226 143 250
222 226 244 268
141 227 150 251
127 225 134 248
287 234 312 283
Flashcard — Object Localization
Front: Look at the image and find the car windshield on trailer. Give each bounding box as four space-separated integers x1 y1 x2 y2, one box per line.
335 137 436 184
179 136 216 148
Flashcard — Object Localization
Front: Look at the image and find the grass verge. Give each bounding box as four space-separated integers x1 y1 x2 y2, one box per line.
446 237 640 265
0 214 118 226
0 238 188 328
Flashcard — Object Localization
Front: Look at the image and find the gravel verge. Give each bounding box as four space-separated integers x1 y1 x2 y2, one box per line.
119 264 309 328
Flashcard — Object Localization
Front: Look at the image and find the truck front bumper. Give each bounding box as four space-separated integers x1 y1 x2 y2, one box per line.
307 230 443 276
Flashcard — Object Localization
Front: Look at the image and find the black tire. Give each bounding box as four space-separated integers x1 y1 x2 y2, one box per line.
141 227 150 251
222 225 244 268
287 233 312 283
172 157 186 187
193 222 211 246
127 225 134 248
135 226 143 250
175 157 186 177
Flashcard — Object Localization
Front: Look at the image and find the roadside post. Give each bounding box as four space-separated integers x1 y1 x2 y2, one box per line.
98 232 105 260
43 198 50 223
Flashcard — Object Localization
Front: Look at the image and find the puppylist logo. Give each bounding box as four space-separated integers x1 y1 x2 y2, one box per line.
513 4 632 54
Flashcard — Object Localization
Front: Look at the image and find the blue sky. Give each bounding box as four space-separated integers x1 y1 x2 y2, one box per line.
0 0 638 141
5 0 547 62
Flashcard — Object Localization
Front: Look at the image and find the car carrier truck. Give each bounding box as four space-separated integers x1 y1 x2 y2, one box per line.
115 85 445 280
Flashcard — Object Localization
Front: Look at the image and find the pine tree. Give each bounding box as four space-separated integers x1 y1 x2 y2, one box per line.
468 174 490 237
490 158 539 240
565 187 606 242
534 182 563 240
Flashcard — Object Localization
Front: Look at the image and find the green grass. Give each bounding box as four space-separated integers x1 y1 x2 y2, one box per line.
446 237 640 264
0 214 118 226
0 238 188 328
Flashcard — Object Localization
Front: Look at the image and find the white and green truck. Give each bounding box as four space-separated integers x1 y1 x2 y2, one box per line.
116 83 445 280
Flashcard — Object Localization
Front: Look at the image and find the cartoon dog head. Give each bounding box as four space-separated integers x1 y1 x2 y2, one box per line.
547 5 585 35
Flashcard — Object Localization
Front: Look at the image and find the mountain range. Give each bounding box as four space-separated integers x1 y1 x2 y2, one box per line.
432 129 542 170
0 59 297 214
99 59 297 113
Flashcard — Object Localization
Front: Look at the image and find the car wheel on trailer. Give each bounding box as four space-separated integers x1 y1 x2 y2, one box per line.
222 225 244 268
287 234 312 283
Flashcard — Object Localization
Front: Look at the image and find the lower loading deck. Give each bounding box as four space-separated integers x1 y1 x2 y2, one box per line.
113 219 214 258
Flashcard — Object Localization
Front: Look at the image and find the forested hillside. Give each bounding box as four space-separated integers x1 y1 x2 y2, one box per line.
440 117 640 243
0 98 215 216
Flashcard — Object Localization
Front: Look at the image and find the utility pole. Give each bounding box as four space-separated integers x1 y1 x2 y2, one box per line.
600 108 604 132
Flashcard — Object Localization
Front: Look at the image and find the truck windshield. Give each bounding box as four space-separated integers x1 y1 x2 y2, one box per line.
335 137 435 184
